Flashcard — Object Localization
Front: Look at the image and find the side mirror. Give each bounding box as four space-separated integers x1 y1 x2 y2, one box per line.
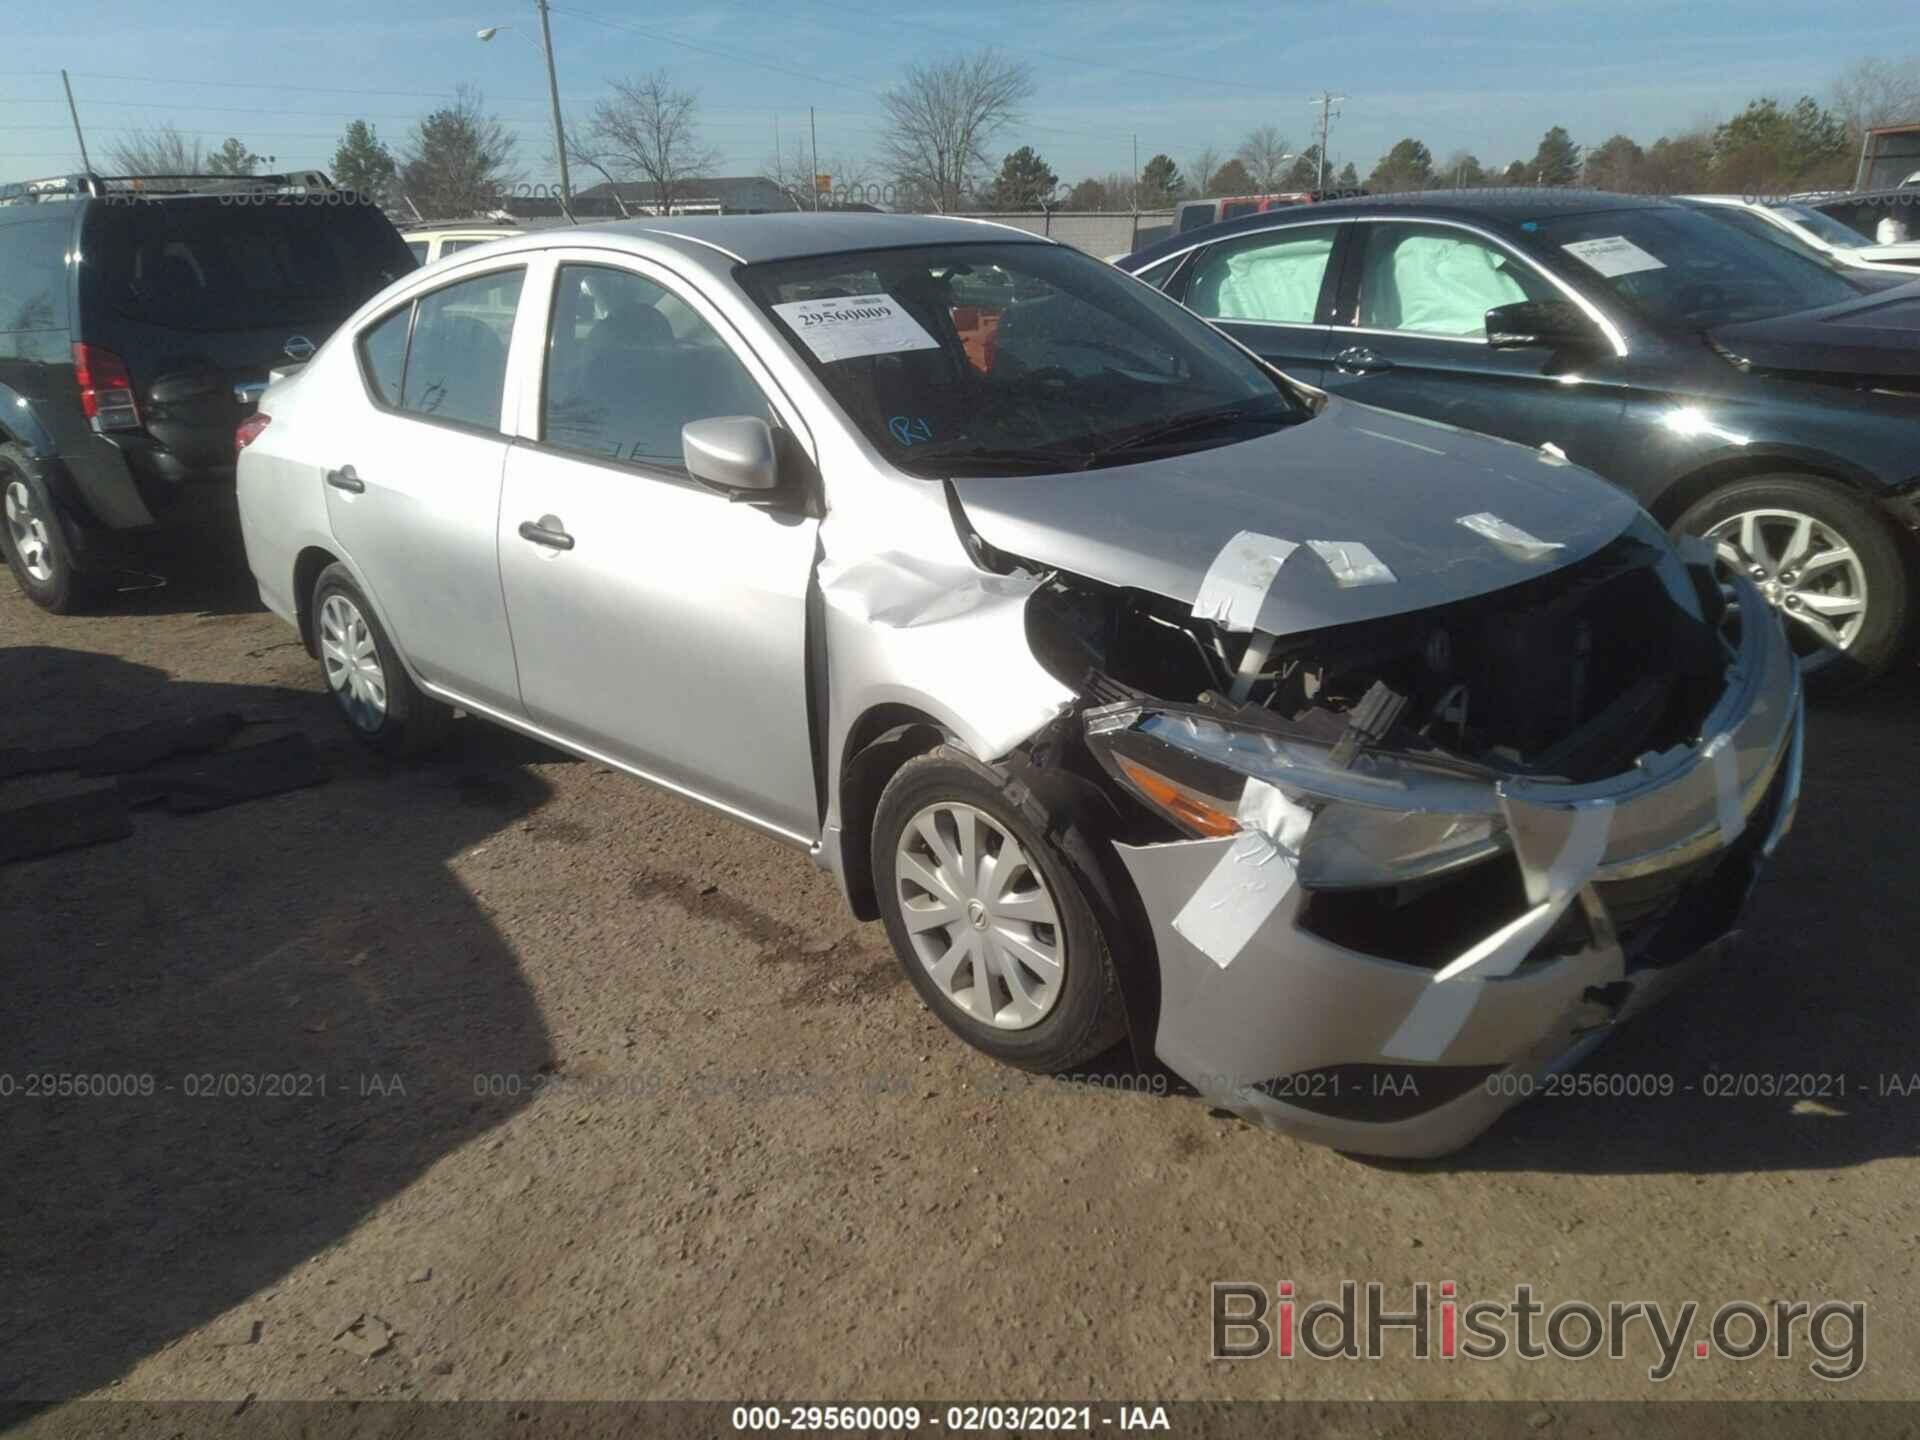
683 416 779 495
1485 299 1601 351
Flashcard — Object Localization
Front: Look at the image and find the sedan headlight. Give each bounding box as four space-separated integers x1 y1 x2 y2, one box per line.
1087 705 1506 888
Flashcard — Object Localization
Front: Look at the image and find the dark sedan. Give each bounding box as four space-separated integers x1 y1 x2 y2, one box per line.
1120 190 1920 688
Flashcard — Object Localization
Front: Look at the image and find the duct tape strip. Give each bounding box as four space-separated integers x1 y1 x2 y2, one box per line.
1385 800 1614 1061
1192 531 1299 632
1455 511 1566 563
1704 732 1745 845
1171 778 1313 969
1306 539 1396 588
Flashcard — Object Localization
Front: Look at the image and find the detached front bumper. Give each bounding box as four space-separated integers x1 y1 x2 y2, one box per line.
1110 579 1804 1158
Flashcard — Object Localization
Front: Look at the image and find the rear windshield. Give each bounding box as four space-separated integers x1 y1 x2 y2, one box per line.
86 198 415 332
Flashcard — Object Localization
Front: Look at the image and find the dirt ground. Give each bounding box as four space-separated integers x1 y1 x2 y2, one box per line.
3 503 1917 1419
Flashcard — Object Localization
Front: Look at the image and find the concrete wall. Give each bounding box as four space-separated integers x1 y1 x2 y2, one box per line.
954 210 1177 257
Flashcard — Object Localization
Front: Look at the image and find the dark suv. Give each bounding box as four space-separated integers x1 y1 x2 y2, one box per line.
1122 190 1920 689
0 172 416 611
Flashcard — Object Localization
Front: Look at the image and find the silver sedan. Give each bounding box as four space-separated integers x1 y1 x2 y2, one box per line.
238 214 1802 1156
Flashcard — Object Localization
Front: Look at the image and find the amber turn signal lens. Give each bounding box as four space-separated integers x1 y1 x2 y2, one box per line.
1113 754 1241 838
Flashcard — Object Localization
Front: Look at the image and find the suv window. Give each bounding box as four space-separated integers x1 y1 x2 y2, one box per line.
1186 224 1340 325
87 198 413 333
542 263 770 468
1355 223 1553 338
0 219 69 332
401 268 524 429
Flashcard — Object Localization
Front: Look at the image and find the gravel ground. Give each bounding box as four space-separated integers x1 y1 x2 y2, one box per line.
2 505 1916 1417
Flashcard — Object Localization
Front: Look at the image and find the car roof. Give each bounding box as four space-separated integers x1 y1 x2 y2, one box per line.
475 211 1056 270
1122 188 1681 267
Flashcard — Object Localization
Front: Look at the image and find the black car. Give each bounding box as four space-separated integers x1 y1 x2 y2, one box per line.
1121 190 1920 688
0 171 417 612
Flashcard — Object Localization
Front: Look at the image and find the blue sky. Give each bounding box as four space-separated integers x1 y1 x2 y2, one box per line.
6 1 1917 191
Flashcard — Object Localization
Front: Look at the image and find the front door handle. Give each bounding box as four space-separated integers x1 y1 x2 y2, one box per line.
324 465 364 493
1333 346 1393 374
518 516 575 552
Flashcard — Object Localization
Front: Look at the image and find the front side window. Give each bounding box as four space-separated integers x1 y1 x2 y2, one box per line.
1355 223 1554 338
1186 224 1340 325
741 241 1302 479
541 263 771 468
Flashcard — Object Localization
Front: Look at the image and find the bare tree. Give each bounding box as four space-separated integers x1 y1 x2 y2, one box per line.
1832 56 1920 138
878 49 1034 212
1186 145 1222 199
108 124 205 176
764 138 875 209
1235 125 1294 190
578 72 721 216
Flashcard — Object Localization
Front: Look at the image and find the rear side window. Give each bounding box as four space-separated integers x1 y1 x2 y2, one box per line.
86 199 414 333
402 269 524 429
357 268 525 430
0 219 70 333
358 304 409 405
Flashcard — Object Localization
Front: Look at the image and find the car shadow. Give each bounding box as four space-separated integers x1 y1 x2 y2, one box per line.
86 488 266 619
0 646 556 1409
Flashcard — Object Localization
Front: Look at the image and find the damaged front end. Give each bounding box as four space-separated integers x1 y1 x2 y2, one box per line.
1028 516 1803 1157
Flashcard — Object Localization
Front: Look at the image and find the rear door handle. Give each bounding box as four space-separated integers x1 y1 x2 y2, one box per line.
1333 346 1392 374
324 465 364 493
518 516 575 552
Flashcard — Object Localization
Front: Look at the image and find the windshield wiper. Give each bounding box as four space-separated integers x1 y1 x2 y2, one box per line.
903 443 1094 478
1091 400 1299 459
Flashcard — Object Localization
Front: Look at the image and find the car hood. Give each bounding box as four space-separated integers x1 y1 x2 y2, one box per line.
949 398 1644 637
1711 281 1920 379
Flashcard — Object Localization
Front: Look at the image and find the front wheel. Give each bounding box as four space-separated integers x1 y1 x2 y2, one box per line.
873 748 1126 1073
1675 474 1910 694
310 562 450 755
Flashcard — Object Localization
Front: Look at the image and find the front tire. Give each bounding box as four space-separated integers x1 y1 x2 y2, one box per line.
873 748 1126 1073
310 562 450 755
1674 474 1909 694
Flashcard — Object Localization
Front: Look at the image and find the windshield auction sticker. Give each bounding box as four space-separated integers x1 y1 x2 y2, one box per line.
773 293 941 363
1560 236 1667 277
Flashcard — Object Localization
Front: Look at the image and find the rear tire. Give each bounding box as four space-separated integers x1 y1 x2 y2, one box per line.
1 447 99 615
873 747 1126 1073
1674 474 1908 695
310 562 451 756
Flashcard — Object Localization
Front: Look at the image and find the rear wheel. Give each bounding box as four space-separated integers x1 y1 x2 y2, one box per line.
1 448 98 614
873 749 1125 1072
310 562 450 755
1675 475 1909 694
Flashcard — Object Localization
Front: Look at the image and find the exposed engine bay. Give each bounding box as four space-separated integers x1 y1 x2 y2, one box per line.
1024 523 1731 800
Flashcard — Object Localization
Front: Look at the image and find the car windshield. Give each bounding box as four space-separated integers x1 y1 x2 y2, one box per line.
739 241 1302 478
1529 205 1867 328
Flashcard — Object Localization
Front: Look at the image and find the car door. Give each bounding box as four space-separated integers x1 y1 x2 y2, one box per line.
496 252 821 842
1316 219 1631 474
323 263 529 715
1168 221 1347 384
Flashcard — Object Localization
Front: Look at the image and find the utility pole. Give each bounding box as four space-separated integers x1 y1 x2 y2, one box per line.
61 69 93 174
1309 90 1346 191
1131 133 1138 211
810 105 820 212
534 0 574 218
